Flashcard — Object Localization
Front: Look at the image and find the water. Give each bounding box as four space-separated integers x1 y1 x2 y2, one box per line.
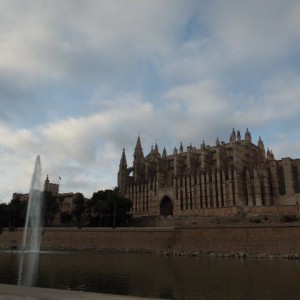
1 251 300 299
21 155 43 252
18 155 43 286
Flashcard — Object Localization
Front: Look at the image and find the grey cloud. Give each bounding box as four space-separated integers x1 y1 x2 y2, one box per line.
0 1 195 82
1 1 300 203
204 1 300 62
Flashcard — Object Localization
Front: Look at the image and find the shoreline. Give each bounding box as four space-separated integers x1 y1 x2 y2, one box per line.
0 284 163 300
2 246 300 260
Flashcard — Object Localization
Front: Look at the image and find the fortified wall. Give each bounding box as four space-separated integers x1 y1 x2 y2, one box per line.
1 224 300 257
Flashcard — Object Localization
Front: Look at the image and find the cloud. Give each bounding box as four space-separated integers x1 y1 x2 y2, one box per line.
0 1 194 83
263 73 300 118
0 1 300 203
0 0 197 127
162 1 300 87
0 93 156 201
0 125 38 154
162 80 234 143
205 1 300 63
233 72 300 125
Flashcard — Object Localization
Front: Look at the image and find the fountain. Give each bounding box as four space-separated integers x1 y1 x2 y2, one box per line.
18 155 44 286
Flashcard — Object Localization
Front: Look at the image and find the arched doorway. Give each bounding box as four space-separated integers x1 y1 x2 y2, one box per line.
160 196 173 216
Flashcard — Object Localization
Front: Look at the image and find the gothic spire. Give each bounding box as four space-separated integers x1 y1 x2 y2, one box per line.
173 146 178 155
118 148 128 191
245 128 252 143
162 147 167 158
134 135 144 161
119 148 127 169
237 130 241 142
180 142 183 154
230 128 236 143
135 135 142 151
258 136 265 156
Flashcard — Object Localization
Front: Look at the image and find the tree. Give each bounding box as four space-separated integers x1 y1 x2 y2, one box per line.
90 189 132 227
72 193 85 226
114 195 132 227
0 203 9 227
90 190 110 227
60 211 73 226
7 197 27 228
43 191 59 226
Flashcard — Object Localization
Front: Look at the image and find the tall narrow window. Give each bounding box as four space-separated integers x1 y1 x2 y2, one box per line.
175 177 178 200
243 168 248 206
278 166 286 195
215 170 219 207
189 175 193 209
142 182 145 212
251 184 256 206
146 181 149 211
180 190 183 210
185 177 188 209
260 178 266 206
231 166 236 206
199 174 203 208
204 173 208 208
268 169 274 206
220 168 224 207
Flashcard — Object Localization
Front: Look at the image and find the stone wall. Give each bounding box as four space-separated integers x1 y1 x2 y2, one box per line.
1 225 299 257
173 226 300 255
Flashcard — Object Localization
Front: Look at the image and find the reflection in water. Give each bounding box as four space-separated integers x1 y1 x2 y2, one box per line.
1 251 300 299
17 155 43 287
21 155 43 253
18 252 40 286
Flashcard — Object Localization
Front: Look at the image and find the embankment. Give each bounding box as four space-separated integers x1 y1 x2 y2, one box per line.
1 225 299 258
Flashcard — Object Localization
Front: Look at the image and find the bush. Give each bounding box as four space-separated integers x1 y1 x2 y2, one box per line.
250 217 261 223
280 215 298 222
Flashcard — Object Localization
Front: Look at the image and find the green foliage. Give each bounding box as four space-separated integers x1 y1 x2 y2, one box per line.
60 211 73 226
89 188 132 227
6 197 27 228
280 215 298 222
43 191 59 226
0 203 9 227
1 189 131 228
72 193 85 226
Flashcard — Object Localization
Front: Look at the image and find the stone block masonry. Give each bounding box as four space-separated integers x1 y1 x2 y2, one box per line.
41 227 174 251
1 225 299 258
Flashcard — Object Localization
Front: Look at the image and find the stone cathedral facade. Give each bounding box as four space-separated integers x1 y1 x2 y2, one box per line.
118 129 300 218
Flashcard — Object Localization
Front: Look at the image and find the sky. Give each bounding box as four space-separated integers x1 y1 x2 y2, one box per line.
1 0 300 203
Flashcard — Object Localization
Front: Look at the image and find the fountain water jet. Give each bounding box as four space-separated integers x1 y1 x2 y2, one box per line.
18 155 44 285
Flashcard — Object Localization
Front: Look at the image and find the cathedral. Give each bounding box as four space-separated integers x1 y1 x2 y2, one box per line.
118 129 300 218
